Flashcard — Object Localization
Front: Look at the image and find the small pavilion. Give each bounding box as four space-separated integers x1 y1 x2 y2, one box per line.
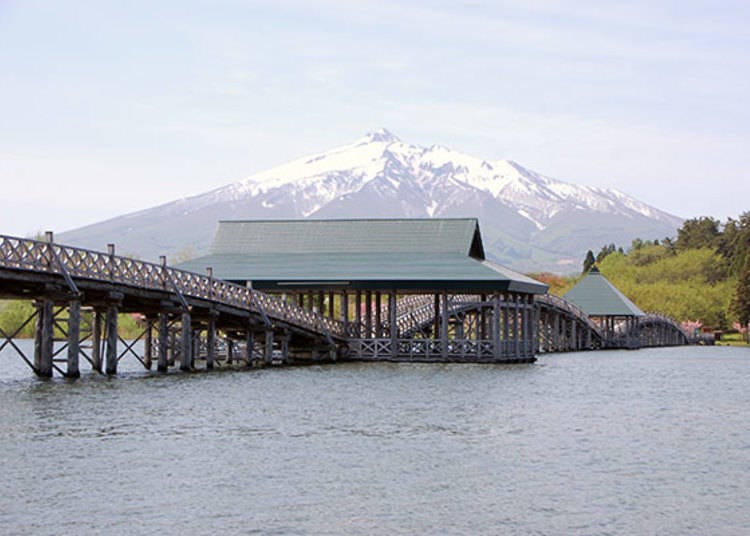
563 267 644 349
179 218 548 362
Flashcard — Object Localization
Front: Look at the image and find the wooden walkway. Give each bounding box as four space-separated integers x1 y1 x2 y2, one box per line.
0 233 692 378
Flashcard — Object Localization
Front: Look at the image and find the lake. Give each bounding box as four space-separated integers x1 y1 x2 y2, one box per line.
1 342 748 535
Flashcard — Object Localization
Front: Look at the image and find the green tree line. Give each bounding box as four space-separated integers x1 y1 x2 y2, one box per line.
577 213 750 328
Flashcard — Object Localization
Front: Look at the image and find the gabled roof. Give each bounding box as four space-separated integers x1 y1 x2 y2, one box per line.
211 218 485 258
563 267 644 317
178 218 547 294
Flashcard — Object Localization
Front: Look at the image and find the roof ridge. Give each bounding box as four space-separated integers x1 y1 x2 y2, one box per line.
217 217 480 223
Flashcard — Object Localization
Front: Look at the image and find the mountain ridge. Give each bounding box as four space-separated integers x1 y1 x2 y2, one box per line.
58 129 682 272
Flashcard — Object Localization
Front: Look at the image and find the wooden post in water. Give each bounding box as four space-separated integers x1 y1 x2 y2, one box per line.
157 312 169 372
264 329 274 364
245 329 254 366
143 316 154 370
280 330 289 364
365 291 372 338
355 292 362 337
441 292 449 359
180 311 192 371
105 294 121 375
492 293 501 359
33 299 54 377
389 292 397 358
226 336 234 364
513 294 520 358
66 299 81 378
91 310 102 373
206 311 217 370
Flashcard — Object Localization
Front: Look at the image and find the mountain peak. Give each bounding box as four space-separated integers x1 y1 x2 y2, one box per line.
365 128 400 143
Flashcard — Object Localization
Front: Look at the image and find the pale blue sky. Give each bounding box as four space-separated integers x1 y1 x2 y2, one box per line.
1 0 748 237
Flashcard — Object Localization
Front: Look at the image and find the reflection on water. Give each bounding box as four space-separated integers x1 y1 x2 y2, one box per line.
1 341 749 535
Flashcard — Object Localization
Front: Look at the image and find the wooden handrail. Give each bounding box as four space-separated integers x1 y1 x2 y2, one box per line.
0 234 347 338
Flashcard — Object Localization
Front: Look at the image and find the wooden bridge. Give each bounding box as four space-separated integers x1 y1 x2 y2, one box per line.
0 231 692 378
0 233 350 378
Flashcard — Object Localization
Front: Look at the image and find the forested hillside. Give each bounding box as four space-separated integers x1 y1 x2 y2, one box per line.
534 214 750 328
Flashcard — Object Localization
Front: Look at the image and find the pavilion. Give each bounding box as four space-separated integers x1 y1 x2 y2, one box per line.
563 266 644 349
179 218 548 362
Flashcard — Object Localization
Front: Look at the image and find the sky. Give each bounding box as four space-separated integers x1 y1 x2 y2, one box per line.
1 0 748 237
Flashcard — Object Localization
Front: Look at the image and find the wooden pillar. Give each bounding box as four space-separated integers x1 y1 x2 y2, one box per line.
441 292 449 359
226 336 234 364
328 292 335 318
180 311 191 372
318 291 325 315
157 313 169 372
66 299 81 378
365 291 372 338
245 329 254 366
375 292 381 337
531 297 539 355
433 294 441 338
570 316 577 351
389 292 398 358
33 299 54 377
206 312 217 370
91 310 103 373
143 316 154 370
502 294 510 343
281 331 289 364
492 293 501 359
355 291 362 337
513 294 520 358
105 298 119 375
264 329 274 364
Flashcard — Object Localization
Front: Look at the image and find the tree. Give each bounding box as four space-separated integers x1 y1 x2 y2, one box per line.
582 250 596 274
732 256 750 326
596 243 617 263
676 217 720 250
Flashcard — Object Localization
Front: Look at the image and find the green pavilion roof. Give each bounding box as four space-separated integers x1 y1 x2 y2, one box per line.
563 267 644 317
178 218 547 294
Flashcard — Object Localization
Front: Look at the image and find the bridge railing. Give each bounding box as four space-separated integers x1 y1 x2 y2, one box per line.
536 294 603 338
639 312 692 342
0 234 347 339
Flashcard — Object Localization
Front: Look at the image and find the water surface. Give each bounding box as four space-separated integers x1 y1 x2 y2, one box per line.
1 343 748 535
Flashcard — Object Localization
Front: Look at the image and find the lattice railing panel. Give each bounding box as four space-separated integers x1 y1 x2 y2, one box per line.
0 235 347 338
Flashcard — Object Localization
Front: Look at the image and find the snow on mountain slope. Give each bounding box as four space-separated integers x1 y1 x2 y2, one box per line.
57 128 682 272
208 128 680 231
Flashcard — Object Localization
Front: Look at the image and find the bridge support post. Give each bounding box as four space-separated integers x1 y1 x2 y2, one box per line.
281 330 290 364
492 293 501 359
206 312 217 370
355 292 362 337
441 292 449 359
264 329 274 365
226 336 234 364
33 299 54 378
341 291 349 332
389 292 398 358
105 294 121 375
245 329 256 367
66 299 81 378
157 313 169 372
143 316 154 370
180 311 192 371
513 295 520 358
245 329 254 367
91 310 102 373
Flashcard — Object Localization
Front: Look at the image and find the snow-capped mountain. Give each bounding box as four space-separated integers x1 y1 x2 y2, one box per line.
58 129 682 272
